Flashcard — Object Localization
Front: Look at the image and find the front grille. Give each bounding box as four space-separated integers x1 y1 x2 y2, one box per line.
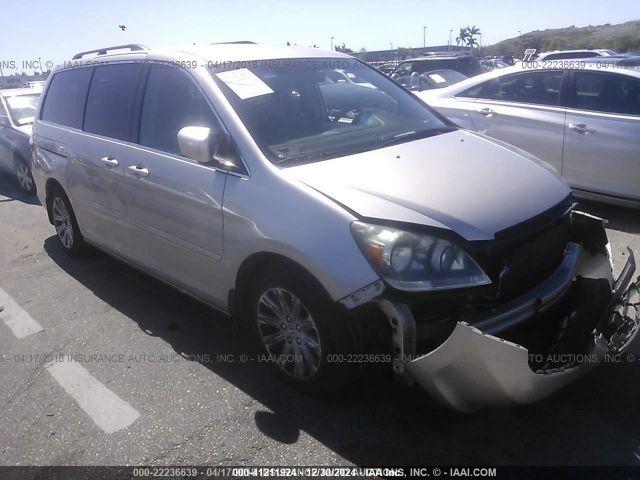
475 198 573 302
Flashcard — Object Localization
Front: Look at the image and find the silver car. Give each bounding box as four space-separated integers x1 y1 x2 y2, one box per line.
535 49 619 61
32 43 640 411
418 64 640 208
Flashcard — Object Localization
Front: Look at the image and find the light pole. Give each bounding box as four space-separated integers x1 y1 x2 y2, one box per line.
390 42 393 50
518 30 522 37
330 36 335 50
423 26 427 49
449 29 453 52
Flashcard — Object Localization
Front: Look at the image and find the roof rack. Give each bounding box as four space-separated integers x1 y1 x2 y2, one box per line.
210 41 256 45
72 44 148 60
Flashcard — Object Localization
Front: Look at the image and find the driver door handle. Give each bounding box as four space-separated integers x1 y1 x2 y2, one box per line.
568 123 594 134
478 107 496 117
128 165 149 177
100 155 119 167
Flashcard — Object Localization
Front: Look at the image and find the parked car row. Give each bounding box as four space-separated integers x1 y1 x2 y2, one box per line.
417 61 640 207
24 42 639 411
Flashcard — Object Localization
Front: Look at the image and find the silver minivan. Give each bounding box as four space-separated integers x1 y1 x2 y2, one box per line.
32 43 639 411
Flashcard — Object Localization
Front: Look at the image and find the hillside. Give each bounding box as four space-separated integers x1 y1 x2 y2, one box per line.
484 20 640 57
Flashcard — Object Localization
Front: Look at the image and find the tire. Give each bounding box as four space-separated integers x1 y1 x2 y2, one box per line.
49 187 87 256
14 158 35 195
244 265 358 393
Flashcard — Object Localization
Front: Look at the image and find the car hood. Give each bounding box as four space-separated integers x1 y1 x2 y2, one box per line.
285 130 570 241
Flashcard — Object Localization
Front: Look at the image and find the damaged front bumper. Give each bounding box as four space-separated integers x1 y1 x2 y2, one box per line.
374 215 640 412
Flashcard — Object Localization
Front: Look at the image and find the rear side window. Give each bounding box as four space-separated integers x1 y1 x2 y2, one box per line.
84 63 144 141
139 64 219 156
40 68 93 129
574 72 640 116
459 71 563 106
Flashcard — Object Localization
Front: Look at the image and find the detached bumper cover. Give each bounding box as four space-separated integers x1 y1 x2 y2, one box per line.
406 322 608 412
399 245 640 412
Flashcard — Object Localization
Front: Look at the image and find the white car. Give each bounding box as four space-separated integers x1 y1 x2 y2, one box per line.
535 49 619 61
418 64 640 207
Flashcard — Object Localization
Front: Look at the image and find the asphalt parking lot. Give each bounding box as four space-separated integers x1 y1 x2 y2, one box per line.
1 171 639 467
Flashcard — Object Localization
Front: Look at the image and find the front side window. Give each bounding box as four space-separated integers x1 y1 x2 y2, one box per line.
459 71 563 106
5 94 39 125
84 63 144 141
574 72 640 115
40 68 93 129
209 58 451 166
140 64 222 157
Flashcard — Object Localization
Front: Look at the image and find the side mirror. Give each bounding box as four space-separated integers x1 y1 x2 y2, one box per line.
178 126 212 163
177 125 242 172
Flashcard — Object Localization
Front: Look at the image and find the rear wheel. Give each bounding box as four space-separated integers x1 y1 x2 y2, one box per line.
245 266 357 393
50 188 86 256
15 159 35 194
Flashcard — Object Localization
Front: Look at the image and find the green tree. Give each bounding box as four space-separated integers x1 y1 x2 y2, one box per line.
465 26 482 53
456 27 469 47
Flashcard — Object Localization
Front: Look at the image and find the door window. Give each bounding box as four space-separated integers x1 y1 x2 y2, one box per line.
459 71 563 106
84 63 144 141
139 65 221 156
40 68 93 129
574 72 640 116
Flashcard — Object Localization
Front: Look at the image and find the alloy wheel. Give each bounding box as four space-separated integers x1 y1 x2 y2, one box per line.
52 197 74 249
16 163 34 193
257 287 322 380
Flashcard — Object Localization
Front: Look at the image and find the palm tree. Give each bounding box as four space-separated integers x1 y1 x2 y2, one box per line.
465 25 482 53
455 27 469 48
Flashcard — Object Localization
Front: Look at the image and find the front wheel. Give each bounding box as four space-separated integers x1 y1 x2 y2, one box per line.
246 267 357 392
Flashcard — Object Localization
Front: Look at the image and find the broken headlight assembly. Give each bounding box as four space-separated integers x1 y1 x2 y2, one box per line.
351 221 491 292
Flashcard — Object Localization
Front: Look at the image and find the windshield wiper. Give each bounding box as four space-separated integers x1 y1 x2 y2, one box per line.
276 145 371 167
275 127 457 167
378 126 456 148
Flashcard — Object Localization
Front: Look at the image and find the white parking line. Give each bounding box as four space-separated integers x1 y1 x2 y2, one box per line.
47 360 140 434
0 287 44 338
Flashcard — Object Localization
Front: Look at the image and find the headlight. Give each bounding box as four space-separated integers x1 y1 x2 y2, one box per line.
351 221 491 292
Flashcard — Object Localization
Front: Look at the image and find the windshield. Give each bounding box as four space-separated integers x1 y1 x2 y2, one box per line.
5 94 40 125
396 69 468 91
209 58 452 166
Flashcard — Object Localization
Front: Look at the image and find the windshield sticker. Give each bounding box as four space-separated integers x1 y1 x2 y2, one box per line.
216 68 274 100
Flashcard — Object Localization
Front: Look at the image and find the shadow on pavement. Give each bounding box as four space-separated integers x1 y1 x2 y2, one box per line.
43 232 640 466
0 172 40 206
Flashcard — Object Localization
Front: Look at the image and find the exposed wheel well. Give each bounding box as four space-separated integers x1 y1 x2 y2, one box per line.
232 252 331 318
44 179 65 224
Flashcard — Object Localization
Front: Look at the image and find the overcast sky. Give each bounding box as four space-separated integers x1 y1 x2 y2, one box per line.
1 0 638 73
